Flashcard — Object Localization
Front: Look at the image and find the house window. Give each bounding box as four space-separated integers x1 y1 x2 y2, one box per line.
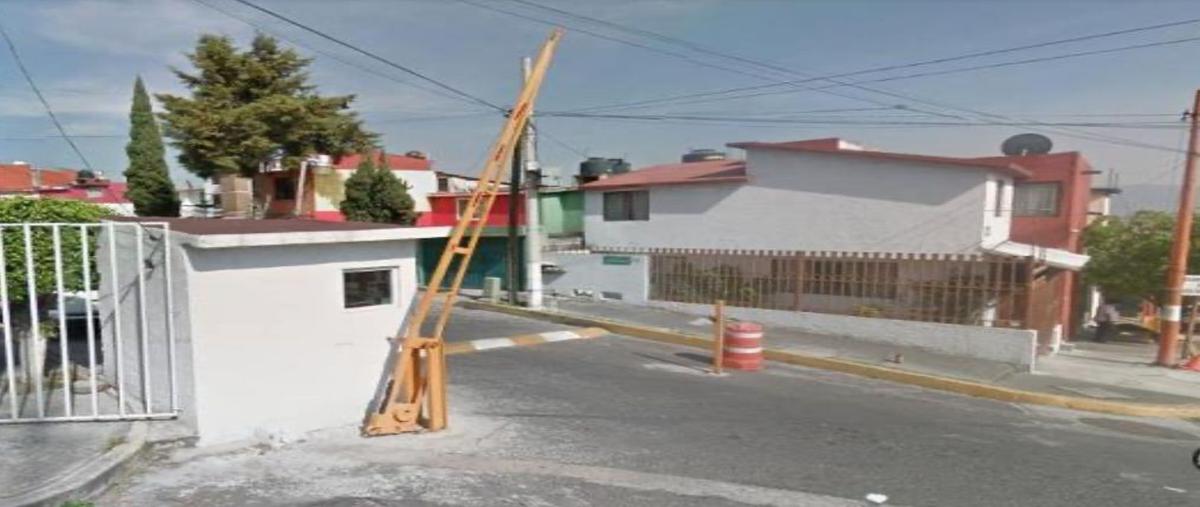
802 260 898 299
994 180 1006 217
1013 182 1061 217
602 191 649 221
343 268 394 308
86 189 102 198
274 178 296 200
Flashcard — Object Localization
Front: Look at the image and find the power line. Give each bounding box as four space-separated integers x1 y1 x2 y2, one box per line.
191 0 494 112
541 112 1189 129
0 135 124 140
229 0 506 112
0 21 94 171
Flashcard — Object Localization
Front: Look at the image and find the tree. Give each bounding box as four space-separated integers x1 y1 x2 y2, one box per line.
124 76 180 217
340 151 417 224
1082 210 1200 303
157 34 375 180
0 198 111 384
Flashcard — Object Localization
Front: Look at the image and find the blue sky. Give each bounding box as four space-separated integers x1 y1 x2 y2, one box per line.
1 0 1198 194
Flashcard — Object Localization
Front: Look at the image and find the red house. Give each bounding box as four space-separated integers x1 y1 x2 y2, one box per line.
418 191 525 228
977 151 1097 340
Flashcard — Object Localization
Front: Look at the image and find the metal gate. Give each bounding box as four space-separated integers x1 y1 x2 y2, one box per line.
0 222 178 423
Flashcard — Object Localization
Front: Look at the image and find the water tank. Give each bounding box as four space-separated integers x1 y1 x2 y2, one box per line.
611 158 631 174
579 157 617 178
682 149 726 163
405 150 428 160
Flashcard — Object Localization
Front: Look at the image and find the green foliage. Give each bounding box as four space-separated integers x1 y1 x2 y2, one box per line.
1082 210 1200 302
339 151 417 224
124 76 180 217
0 199 111 302
157 34 375 179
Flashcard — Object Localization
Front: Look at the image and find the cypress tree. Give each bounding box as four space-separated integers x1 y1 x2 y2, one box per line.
124 76 180 216
340 150 417 224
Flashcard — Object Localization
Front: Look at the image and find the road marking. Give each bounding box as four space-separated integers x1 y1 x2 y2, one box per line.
445 327 609 355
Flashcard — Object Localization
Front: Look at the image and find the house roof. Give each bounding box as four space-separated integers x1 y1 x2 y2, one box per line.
334 152 432 171
0 164 79 192
109 217 449 249
580 159 748 190
726 138 1033 179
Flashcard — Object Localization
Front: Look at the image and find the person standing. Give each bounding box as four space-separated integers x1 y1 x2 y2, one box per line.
1094 301 1119 343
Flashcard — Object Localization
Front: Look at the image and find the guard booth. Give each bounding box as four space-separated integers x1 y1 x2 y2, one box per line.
98 218 447 445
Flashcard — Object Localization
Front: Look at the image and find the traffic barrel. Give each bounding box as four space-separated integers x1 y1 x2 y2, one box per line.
723 322 764 371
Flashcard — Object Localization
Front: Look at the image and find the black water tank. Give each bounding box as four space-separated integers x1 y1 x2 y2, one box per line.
579 157 616 178
682 149 726 163
611 158 631 174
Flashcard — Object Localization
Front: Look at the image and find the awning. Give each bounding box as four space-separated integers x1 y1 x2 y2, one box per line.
982 241 1089 271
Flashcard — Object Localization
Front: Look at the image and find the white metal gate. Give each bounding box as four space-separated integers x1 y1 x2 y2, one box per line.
0 222 178 423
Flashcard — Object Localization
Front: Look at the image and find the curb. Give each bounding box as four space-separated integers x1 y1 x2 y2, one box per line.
445 327 609 355
462 300 1200 419
4 420 148 507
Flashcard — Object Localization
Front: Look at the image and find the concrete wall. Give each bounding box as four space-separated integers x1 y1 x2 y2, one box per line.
97 224 194 425
184 239 416 445
543 252 649 303
583 150 1013 253
648 300 1037 370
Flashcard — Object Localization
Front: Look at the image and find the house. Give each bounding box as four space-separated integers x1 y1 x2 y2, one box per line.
254 151 439 221
0 161 133 215
97 218 449 444
541 138 1094 365
582 138 1028 253
417 190 527 290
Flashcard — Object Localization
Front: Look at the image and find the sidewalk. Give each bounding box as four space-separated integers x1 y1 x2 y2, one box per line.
470 297 1200 416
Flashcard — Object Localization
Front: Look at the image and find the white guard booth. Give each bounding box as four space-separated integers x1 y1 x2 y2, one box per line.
97 218 448 445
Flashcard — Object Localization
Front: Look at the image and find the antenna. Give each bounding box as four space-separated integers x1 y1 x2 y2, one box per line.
1001 133 1053 156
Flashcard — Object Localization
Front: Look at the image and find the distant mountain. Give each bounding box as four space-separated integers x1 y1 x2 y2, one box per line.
1112 184 1182 216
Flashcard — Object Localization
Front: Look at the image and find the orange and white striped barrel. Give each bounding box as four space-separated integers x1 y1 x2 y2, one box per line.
722 322 763 371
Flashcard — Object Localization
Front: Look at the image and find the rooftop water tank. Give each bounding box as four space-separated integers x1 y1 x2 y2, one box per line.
682 149 726 163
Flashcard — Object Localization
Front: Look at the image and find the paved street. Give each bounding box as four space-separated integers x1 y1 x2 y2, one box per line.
97 308 1200 506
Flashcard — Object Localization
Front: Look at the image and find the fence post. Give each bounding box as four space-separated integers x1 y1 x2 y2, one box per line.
712 300 725 375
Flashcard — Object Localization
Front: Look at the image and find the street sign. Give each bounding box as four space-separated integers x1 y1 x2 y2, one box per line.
1183 275 1200 297
603 255 633 266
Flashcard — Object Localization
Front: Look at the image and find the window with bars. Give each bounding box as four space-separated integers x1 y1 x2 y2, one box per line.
801 260 899 299
602 191 649 221
1013 182 1061 217
343 268 395 308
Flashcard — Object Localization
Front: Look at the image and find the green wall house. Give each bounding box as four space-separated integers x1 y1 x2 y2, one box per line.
418 236 524 291
538 188 583 237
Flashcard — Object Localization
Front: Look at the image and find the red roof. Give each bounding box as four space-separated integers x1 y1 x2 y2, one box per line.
0 164 78 192
334 152 431 171
727 138 1032 178
581 159 748 190
52 182 129 204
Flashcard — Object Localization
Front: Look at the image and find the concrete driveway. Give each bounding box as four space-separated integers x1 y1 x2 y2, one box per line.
95 308 1200 506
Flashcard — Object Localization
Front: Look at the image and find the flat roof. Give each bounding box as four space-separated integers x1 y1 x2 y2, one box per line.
109 218 450 249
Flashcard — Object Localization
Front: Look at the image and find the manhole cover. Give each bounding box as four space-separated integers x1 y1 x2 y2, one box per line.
1079 417 1198 440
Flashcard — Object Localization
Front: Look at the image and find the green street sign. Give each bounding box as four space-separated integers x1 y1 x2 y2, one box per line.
603 255 633 266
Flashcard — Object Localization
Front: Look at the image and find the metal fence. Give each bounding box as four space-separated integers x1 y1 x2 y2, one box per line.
621 247 1033 328
0 222 178 423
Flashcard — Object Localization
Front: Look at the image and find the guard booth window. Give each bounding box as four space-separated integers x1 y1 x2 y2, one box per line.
344 268 395 308
603 191 649 221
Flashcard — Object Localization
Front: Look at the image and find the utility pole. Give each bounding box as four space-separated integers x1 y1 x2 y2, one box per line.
522 56 544 309
507 130 523 305
1156 88 1200 366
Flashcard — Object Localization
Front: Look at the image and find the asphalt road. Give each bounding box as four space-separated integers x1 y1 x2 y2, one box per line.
97 308 1200 506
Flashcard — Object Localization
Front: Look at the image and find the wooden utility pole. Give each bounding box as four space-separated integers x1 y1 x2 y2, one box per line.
364 29 563 436
1156 89 1200 366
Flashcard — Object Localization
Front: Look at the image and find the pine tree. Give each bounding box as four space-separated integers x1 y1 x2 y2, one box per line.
124 76 180 217
157 34 375 179
340 150 417 224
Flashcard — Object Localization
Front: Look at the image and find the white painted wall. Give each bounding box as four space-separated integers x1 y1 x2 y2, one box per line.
183 240 418 444
584 150 1014 253
393 169 438 212
543 252 649 303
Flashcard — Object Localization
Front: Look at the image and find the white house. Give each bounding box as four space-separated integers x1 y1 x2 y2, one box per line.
97 218 449 445
582 138 1029 254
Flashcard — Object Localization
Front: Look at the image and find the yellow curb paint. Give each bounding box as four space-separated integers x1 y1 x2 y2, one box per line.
462 301 1200 420
444 327 610 356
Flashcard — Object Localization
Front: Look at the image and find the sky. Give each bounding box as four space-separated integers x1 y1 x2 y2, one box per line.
1 0 1199 201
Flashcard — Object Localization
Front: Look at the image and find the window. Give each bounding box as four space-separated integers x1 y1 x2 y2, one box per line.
1013 182 1061 217
801 260 898 299
993 180 1006 217
602 191 649 221
343 268 394 308
274 178 296 200
455 197 485 220
86 189 102 198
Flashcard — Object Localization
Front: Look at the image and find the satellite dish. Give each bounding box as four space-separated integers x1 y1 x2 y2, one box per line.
1001 133 1053 156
